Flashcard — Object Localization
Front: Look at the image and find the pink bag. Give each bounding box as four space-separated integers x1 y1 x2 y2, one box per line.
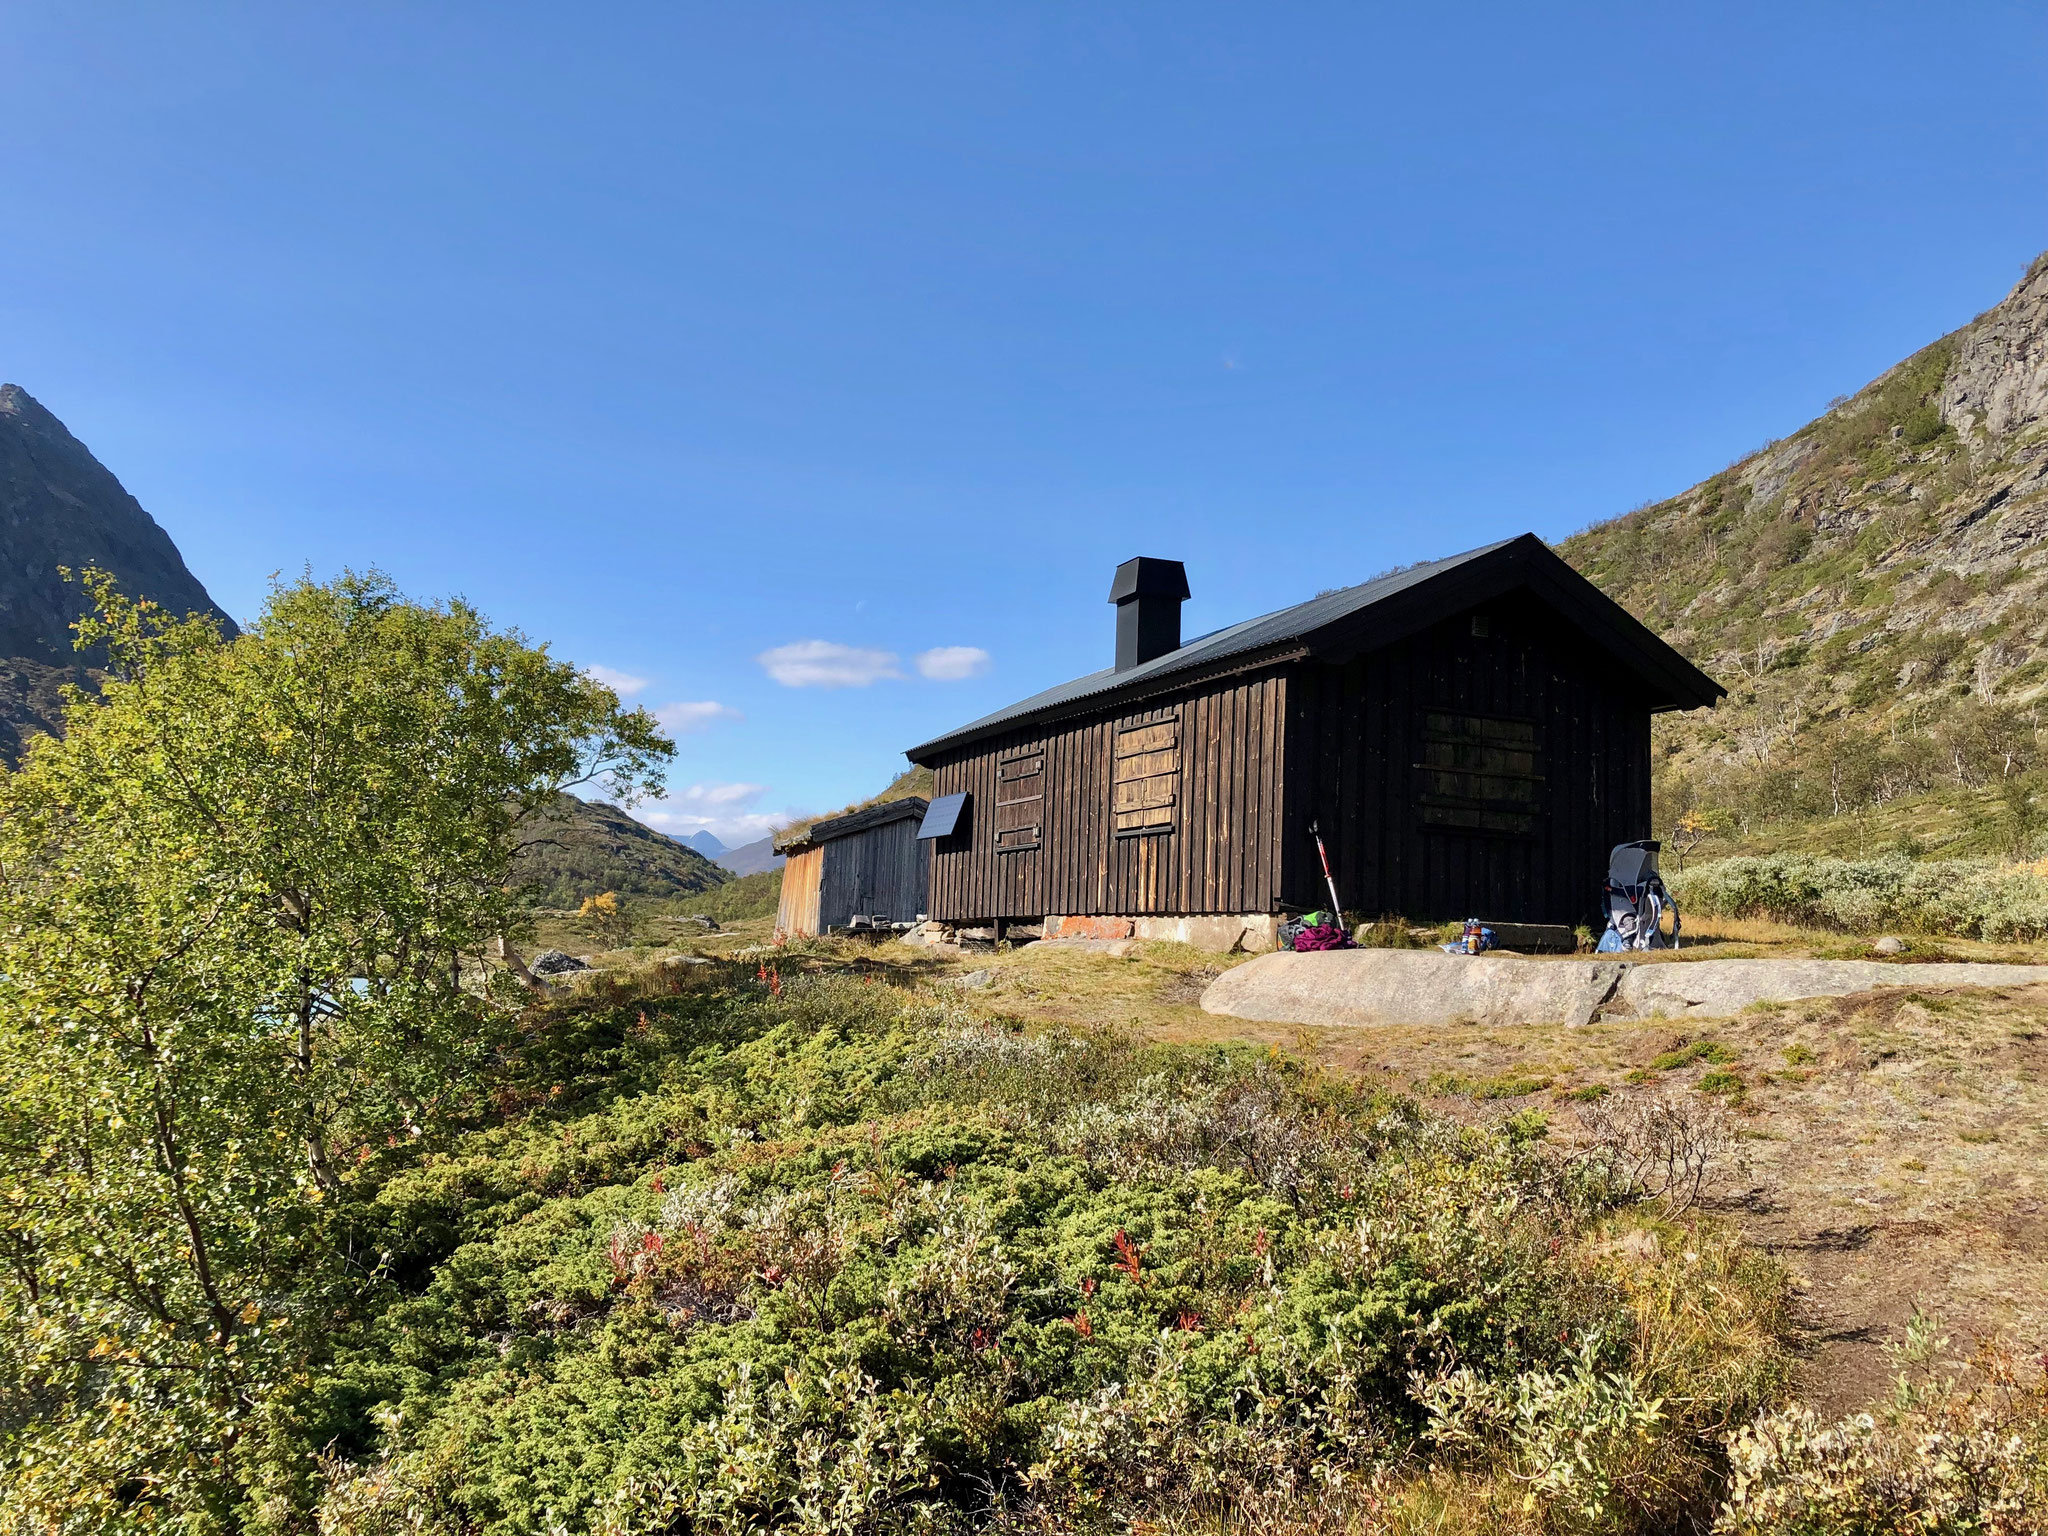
1291 921 1353 951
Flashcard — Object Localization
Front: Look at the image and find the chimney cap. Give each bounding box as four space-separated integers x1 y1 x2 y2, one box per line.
1108 556 1190 605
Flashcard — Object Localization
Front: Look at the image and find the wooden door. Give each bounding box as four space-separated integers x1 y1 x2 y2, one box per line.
994 748 1045 853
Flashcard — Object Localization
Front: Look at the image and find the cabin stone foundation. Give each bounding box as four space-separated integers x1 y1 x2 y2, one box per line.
1047 913 1279 953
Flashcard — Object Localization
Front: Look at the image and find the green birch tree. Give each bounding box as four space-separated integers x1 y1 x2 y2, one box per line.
0 570 670 1529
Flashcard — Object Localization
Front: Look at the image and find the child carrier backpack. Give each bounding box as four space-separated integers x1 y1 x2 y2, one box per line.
1597 840 1680 952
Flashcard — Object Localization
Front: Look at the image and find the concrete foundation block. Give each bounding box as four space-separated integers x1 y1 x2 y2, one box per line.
1129 914 1281 953
1046 915 1135 941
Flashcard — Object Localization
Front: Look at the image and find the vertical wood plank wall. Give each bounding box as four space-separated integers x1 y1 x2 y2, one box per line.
925 593 1657 928
815 818 930 930
1282 593 1652 925
927 669 1289 922
776 846 826 936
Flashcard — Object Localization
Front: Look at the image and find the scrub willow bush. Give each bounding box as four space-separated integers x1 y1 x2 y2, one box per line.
285 969 1792 1536
1717 1316 2048 1534
1672 853 2048 942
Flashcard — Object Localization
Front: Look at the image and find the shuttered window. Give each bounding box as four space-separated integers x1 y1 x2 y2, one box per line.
1415 711 1543 836
994 749 1044 853
1112 714 1179 836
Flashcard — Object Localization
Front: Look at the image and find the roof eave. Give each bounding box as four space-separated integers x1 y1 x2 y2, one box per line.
902 534 1723 762
903 641 1310 763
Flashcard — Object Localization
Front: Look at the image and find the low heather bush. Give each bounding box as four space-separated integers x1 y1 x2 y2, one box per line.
280 972 1805 1535
1716 1318 2048 1534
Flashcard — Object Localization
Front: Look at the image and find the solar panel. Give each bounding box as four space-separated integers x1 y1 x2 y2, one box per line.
917 792 967 840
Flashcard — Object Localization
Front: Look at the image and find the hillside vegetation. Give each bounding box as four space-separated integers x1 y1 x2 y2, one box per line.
1561 254 2048 860
306 965 1812 1534
513 793 730 907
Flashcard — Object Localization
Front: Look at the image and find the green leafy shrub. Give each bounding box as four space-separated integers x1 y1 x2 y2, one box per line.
1649 1041 1740 1072
1672 853 2048 942
277 973 1792 1534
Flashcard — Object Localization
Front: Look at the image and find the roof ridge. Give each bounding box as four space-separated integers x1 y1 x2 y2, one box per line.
903 534 1714 762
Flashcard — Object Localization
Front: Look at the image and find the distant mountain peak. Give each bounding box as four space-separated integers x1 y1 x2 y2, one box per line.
0 384 237 663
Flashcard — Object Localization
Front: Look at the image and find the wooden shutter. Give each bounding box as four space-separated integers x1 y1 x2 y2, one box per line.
1415 711 1544 836
1112 715 1179 836
995 748 1044 853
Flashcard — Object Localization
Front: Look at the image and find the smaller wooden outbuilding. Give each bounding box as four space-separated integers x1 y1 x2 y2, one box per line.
773 797 931 938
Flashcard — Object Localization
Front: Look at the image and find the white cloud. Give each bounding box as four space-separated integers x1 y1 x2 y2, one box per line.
916 645 991 681
654 699 743 733
583 664 648 697
757 640 903 688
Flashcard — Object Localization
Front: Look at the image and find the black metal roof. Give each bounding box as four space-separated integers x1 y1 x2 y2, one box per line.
774 795 929 854
904 534 1722 764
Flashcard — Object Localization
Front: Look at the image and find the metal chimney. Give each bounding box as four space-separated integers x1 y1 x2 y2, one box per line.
1108 557 1190 672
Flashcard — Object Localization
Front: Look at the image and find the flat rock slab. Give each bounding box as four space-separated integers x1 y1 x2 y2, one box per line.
1614 958 2047 1019
1200 950 1629 1029
1199 950 2048 1029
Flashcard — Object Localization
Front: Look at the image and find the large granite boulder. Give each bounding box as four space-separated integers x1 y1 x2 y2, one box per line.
1200 950 1630 1029
1199 950 2048 1029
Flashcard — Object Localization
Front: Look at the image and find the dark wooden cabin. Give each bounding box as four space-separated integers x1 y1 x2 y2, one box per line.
774 797 930 938
903 536 1720 943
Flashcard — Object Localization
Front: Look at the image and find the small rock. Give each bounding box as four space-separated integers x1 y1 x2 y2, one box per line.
684 914 720 931
953 969 996 990
529 949 591 975
1872 936 1909 956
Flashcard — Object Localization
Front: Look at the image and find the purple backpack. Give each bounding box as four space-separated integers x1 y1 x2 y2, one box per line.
1290 920 1353 951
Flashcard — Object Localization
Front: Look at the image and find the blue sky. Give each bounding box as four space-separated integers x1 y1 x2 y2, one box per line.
3 5 2044 842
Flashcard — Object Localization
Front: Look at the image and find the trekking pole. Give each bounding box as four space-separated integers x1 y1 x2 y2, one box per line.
1308 819 1345 921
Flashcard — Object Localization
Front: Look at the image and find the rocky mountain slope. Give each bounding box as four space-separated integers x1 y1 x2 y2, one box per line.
0 385 237 658
0 385 240 761
511 794 730 906
1561 253 2048 854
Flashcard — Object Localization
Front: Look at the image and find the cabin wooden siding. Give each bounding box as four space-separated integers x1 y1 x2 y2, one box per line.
925 668 1289 922
1280 594 1652 925
776 845 825 937
776 814 931 938
925 594 1656 929
816 814 929 931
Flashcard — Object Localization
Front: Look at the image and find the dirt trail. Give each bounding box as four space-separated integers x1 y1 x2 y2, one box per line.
1290 980 2048 1412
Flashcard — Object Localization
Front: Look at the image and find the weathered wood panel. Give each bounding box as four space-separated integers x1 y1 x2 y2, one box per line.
814 818 930 931
926 589 1656 929
926 669 1290 922
1283 591 1652 926
776 846 825 937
